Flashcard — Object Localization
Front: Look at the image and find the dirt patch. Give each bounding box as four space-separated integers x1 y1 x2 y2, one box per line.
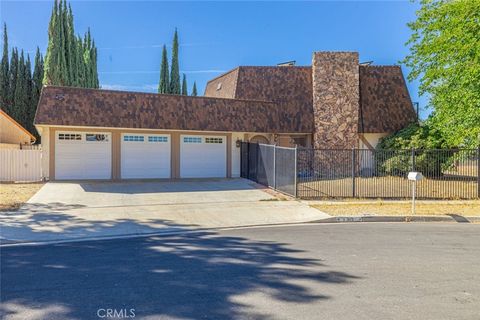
311 201 480 217
0 183 45 211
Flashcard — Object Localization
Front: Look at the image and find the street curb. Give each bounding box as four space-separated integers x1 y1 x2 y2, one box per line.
2 216 478 248
312 215 480 224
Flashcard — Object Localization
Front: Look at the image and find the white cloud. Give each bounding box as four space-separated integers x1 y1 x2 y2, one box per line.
99 70 225 74
100 84 157 92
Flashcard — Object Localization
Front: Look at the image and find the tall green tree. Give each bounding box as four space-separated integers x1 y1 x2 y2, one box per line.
181 73 187 95
169 29 180 94
7 47 18 115
403 0 480 147
13 50 27 123
66 2 76 85
191 81 198 96
31 47 44 138
75 36 86 87
0 23 9 108
23 55 33 131
43 0 60 85
158 45 169 94
43 0 98 88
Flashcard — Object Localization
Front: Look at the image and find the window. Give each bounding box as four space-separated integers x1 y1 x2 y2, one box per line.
183 137 202 143
86 134 109 142
58 133 81 140
123 135 144 142
148 136 168 143
205 137 223 144
292 137 307 147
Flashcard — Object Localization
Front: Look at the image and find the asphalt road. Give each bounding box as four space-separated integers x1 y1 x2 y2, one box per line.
1 223 480 320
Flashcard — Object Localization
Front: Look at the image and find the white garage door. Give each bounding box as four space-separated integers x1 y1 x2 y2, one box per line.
55 132 111 180
180 135 226 178
121 134 171 179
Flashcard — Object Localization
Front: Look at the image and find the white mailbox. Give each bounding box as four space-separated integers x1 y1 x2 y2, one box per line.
408 172 423 181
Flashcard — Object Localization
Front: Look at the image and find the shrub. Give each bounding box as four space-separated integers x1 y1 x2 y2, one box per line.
376 122 453 177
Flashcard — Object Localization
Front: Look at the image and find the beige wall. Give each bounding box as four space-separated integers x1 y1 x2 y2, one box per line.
0 112 32 145
0 143 20 150
359 133 388 150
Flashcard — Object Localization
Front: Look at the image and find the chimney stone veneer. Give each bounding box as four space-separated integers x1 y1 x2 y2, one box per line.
312 52 360 149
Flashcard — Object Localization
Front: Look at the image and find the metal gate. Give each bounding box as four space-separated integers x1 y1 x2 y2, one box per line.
240 142 297 197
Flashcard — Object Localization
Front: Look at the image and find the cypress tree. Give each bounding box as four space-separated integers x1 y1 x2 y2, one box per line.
158 45 169 94
31 48 44 138
13 50 26 123
57 0 68 85
43 0 59 85
91 39 99 88
44 0 98 88
83 29 92 87
76 36 86 87
23 55 33 131
181 74 187 95
169 29 180 94
7 48 18 114
66 2 75 85
191 81 198 96
0 23 9 108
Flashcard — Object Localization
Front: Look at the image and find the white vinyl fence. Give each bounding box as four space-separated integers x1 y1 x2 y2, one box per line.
0 149 43 182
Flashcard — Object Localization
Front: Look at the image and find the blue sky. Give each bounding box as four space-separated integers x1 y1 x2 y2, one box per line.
1 0 428 118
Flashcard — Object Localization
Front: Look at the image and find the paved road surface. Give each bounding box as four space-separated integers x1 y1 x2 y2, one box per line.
1 223 479 320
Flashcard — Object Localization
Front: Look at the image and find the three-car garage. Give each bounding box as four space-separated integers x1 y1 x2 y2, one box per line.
53 131 229 180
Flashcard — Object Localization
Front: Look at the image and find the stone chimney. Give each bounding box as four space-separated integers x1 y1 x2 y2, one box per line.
312 52 360 149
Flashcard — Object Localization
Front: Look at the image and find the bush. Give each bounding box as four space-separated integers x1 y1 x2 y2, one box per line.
376 122 453 177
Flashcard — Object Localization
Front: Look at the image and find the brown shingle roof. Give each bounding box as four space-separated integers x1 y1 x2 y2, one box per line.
205 66 315 132
206 64 416 134
34 86 312 133
359 65 417 133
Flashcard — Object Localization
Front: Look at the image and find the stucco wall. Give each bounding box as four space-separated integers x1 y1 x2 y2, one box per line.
312 52 360 149
0 112 32 145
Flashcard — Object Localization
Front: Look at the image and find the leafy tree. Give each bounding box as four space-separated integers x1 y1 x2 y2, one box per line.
0 23 9 108
181 73 187 95
169 29 180 94
158 45 169 94
403 0 480 148
191 81 198 96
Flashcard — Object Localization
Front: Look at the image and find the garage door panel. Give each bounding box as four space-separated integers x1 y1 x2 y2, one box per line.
121 134 171 179
55 132 111 180
180 135 226 178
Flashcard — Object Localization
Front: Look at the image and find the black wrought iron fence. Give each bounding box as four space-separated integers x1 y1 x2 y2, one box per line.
298 148 479 199
241 142 480 200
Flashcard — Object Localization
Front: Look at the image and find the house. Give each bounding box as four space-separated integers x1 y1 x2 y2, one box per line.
34 51 416 180
0 108 36 149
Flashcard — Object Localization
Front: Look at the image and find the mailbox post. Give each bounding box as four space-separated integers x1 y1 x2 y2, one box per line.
408 172 423 215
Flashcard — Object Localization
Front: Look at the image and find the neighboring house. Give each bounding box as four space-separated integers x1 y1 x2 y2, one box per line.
0 108 36 149
34 51 416 181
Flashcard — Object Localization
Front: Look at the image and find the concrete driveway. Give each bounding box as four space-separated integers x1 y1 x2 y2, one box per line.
0 179 328 244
